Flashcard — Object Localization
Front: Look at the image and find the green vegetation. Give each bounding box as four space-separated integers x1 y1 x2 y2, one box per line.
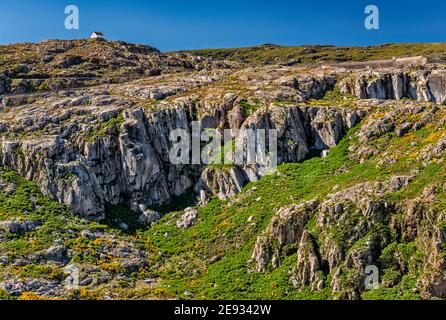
132 127 383 299
128 110 445 300
0 168 83 256
86 114 124 142
2 112 443 300
305 87 357 107
183 43 446 66
1 101 446 300
2 37 446 301
362 275 421 300
0 289 12 300
19 264 65 281
240 99 262 117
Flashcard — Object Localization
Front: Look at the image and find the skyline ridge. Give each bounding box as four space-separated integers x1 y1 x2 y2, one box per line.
1 0 445 51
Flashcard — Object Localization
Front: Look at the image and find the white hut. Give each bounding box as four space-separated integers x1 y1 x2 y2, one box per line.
90 32 105 39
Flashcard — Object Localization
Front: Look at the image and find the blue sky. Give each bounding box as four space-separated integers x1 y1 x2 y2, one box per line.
0 0 445 51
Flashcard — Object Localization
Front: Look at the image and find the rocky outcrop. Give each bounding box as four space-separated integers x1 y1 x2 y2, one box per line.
290 231 324 290
196 167 248 201
394 186 446 299
275 73 336 101
2 39 446 301
0 220 41 235
428 72 446 103
0 74 11 95
246 102 446 300
0 88 362 219
338 70 446 104
0 45 442 223
249 200 318 272
0 97 201 219
250 175 427 299
176 207 198 229
138 210 162 226
197 106 363 201
1 39 233 93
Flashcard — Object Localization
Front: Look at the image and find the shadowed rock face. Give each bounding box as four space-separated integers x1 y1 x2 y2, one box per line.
0 74 11 95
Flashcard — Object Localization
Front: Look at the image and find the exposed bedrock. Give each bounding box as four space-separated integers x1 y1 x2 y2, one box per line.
0 104 197 219
0 99 363 219
196 105 363 202
11 65 446 219
338 70 446 104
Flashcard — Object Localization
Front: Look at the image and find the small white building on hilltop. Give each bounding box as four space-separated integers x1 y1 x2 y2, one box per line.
90 32 105 39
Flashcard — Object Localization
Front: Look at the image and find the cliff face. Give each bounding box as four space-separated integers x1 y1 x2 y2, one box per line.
0 101 196 219
196 105 362 202
5 50 446 220
0 98 361 219
0 57 369 219
338 69 446 104
249 104 446 299
1 40 446 300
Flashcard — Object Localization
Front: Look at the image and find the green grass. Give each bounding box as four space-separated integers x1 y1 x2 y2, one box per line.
19 265 65 281
362 275 421 300
0 168 83 255
1 103 445 300
239 99 262 117
136 126 391 299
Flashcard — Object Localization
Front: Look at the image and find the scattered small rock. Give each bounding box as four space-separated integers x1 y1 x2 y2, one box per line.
138 210 161 226
176 207 198 230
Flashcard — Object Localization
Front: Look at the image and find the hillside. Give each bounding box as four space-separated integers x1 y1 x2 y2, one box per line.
0 39 231 97
182 43 446 66
0 40 446 300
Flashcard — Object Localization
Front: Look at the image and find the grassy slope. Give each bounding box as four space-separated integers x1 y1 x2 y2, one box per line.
2 103 445 299
137 123 442 299
182 43 446 65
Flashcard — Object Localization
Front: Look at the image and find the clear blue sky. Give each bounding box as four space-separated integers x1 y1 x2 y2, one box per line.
0 0 445 51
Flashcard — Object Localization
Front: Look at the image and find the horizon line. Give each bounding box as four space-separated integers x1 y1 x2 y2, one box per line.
1 38 446 53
